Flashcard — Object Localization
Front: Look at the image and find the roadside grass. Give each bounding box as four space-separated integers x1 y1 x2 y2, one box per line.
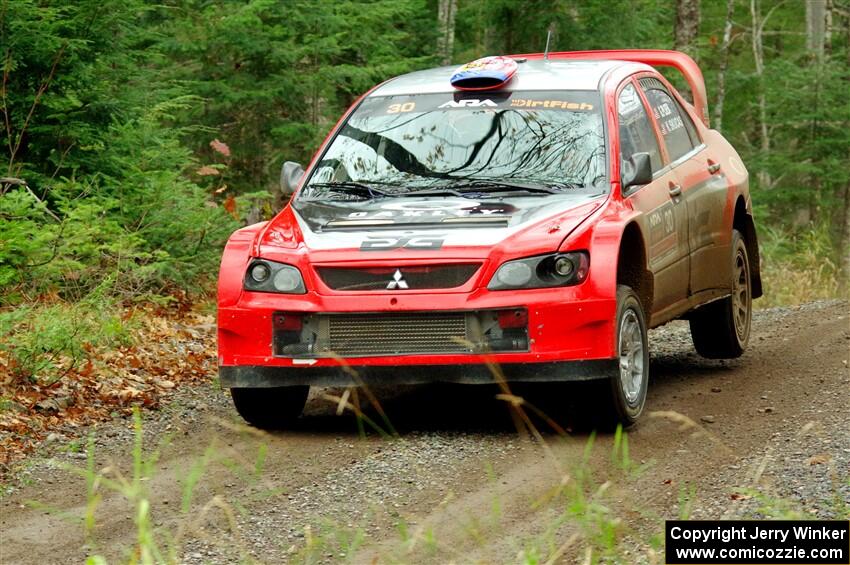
0 296 133 384
0 299 215 467
29 409 272 564
38 374 846 564
757 225 846 308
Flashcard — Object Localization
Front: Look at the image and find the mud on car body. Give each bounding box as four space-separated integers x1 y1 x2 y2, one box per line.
218 50 762 429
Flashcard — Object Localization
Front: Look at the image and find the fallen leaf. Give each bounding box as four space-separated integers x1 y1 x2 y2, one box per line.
117 387 142 401
807 453 831 466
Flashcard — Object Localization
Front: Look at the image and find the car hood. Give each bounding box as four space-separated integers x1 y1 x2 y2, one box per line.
260 192 606 257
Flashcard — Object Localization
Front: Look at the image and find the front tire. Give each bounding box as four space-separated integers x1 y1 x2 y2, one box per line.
600 285 650 427
689 229 752 359
231 386 309 430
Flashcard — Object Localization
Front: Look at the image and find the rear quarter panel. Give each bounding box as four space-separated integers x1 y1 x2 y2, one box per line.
692 128 750 293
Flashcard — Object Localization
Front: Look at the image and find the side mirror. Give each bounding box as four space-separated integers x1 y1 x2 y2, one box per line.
280 161 305 194
621 152 653 191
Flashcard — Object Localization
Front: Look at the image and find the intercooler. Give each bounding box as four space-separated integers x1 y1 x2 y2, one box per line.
273 310 529 357
314 312 472 356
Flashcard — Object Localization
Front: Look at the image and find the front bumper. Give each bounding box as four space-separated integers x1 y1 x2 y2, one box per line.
218 284 617 384
219 359 617 388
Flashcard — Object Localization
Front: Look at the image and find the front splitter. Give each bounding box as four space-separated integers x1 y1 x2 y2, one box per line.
219 359 616 388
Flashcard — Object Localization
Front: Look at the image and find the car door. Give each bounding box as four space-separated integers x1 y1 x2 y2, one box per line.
638 77 730 295
617 81 689 315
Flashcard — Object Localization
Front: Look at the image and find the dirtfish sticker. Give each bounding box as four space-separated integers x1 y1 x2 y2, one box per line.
510 99 594 110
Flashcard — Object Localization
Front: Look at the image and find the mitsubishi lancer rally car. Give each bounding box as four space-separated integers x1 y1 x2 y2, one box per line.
217 49 762 429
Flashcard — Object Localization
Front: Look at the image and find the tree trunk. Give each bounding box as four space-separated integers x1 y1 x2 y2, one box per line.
806 0 827 60
824 0 834 56
750 0 771 189
806 1 831 225
437 0 458 66
714 0 735 133
841 12 850 291
674 0 701 57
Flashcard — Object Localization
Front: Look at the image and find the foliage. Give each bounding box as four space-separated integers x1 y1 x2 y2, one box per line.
758 224 843 307
0 295 130 381
153 0 434 189
1 0 237 305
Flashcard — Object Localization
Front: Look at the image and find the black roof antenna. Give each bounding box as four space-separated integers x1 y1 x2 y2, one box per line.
543 29 553 60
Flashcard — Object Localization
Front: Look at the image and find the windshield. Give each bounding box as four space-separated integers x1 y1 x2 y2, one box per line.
298 90 607 201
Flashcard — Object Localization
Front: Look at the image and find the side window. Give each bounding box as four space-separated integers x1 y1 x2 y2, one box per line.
617 83 662 173
642 85 696 162
675 98 701 147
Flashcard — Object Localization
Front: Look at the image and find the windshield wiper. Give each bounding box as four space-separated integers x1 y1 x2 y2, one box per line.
394 180 584 198
397 187 466 198
442 179 562 195
306 181 396 199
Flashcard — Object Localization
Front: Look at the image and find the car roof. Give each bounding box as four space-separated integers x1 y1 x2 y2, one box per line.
369 59 647 97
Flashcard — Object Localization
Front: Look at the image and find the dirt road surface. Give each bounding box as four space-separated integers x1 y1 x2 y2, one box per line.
1 301 848 564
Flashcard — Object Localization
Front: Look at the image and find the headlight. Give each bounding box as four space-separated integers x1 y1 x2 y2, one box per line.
487 252 589 290
495 261 533 287
249 263 271 283
244 259 306 294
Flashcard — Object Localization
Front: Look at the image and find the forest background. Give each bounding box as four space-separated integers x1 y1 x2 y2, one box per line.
1 0 849 385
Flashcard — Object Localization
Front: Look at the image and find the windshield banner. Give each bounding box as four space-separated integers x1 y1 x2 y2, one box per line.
357 91 599 117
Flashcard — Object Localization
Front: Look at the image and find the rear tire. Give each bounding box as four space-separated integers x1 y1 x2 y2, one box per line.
689 229 752 359
231 386 309 430
597 285 649 428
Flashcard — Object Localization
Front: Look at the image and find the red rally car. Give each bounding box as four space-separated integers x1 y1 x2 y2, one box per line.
217 50 762 428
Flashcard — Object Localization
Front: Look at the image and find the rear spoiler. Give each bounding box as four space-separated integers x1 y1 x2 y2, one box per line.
511 49 709 127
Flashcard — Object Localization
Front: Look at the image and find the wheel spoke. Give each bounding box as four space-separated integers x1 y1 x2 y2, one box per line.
618 308 646 406
731 248 751 341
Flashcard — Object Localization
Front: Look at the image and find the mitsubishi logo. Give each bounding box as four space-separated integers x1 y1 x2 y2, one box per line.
386 269 409 290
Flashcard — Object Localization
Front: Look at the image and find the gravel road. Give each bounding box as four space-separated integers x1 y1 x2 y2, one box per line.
1 300 848 564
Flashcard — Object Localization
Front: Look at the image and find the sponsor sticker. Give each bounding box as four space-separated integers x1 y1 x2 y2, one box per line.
357 91 600 117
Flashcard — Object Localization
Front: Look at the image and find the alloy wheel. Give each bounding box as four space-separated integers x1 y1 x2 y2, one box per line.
618 308 645 406
732 248 751 342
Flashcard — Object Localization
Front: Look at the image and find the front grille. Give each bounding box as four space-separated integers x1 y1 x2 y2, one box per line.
316 312 471 356
273 310 529 357
315 264 481 291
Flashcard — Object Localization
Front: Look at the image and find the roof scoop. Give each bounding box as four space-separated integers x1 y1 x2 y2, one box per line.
450 56 518 91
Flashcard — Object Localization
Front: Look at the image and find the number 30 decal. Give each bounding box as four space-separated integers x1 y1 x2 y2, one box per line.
387 102 416 114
